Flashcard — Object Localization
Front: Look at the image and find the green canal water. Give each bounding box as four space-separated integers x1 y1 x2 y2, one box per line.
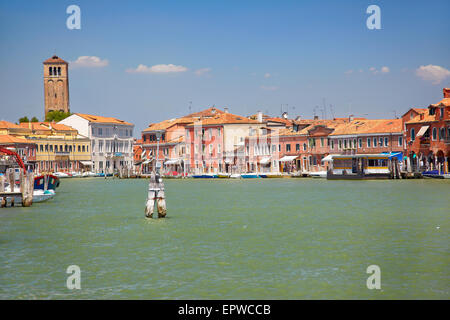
0 178 449 299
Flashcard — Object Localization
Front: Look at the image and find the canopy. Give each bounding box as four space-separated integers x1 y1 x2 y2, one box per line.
381 152 403 162
142 159 151 164
416 125 429 138
279 155 297 162
80 161 93 166
321 154 340 163
259 157 271 165
164 159 181 165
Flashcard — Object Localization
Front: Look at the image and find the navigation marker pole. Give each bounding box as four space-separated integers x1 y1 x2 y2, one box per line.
145 130 167 218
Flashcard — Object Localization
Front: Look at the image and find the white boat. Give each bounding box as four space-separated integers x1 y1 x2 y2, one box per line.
81 171 97 178
32 189 55 203
309 171 327 178
54 172 70 178
230 173 241 179
70 172 81 178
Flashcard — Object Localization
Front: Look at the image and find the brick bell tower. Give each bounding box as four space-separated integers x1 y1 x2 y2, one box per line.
43 55 70 116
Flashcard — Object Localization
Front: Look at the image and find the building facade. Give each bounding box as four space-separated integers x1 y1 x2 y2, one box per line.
59 113 135 173
404 88 450 173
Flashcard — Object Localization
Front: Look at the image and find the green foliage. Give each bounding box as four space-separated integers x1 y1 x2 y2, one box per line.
31 117 39 122
45 111 72 122
18 116 30 123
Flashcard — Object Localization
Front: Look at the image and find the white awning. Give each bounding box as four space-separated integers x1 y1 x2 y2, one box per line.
259 157 271 164
321 154 340 163
142 159 151 164
80 161 93 166
279 155 298 162
224 158 233 164
164 159 181 165
141 150 146 158
416 125 429 138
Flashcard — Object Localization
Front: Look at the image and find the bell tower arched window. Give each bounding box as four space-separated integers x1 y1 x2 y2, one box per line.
49 67 53 75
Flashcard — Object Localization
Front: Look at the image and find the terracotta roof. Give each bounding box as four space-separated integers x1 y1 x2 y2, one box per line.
144 117 194 132
0 134 33 145
430 98 450 107
43 55 68 64
405 113 437 124
185 107 225 118
186 112 261 126
75 113 133 126
330 119 402 136
0 121 22 129
265 117 293 126
18 122 77 132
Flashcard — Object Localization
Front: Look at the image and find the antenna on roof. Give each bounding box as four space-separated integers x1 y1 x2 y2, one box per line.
329 104 335 119
322 98 327 119
189 101 192 114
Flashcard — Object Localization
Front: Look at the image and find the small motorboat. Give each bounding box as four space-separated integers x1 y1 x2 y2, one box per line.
54 172 70 178
230 173 241 179
81 172 97 178
241 173 260 178
259 173 282 178
309 171 327 178
192 174 217 178
217 173 231 178
32 189 55 203
34 175 60 190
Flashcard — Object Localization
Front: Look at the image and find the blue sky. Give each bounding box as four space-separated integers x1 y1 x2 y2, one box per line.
0 0 449 135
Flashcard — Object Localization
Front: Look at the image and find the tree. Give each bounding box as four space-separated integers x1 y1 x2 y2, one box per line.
18 116 30 123
31 117 39 122
45 111 72 122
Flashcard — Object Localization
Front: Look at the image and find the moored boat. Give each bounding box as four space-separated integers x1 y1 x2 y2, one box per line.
241 173 260 178
309 171 327 178
217 173 231 178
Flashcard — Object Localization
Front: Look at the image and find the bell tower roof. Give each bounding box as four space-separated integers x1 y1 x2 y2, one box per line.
43 55 68 64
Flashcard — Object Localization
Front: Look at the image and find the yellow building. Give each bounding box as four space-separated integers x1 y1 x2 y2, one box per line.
17 122 92 173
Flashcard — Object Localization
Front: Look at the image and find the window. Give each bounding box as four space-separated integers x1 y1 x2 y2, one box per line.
398 136 403 147
82 145 85 152
373 138 377 147
45 144 48 152
50 145 53 152
331 140 334 150
439 127 445 140
69 146 72 152
296 143 300 151
49 67 52 75
209 128 212 138
278 144 281 152
209 144 213 154
98 128 102 136
286 144 291 152
320 138 324 147
353 139 357 149
379 138 383 147
344 140 347 149
78 145 81 152
272 144 276 152
217 144 221 154
367 138 371 148
440 107 444 119
40 145 44 152
303 143 307 151
384 137 389 147
358 138 362 148
217 128 221 137
186 130 189 140
411 128 416 141
432 127 437 141
338 140 342 149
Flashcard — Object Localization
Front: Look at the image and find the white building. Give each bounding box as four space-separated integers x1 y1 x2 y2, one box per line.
59 113 135 173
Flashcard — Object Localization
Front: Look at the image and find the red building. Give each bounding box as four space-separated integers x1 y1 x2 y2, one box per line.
404 88 450 173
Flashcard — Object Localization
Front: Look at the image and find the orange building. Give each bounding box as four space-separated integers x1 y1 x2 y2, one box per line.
404 88 450 173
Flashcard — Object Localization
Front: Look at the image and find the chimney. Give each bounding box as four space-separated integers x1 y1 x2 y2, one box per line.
349 114 354 121
444 88 450 98
314 115 319 120
224 107 229 113
257 110 263 123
